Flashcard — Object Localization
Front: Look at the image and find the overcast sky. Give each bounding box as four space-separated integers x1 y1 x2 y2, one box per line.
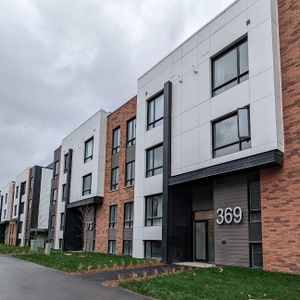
0 0 234 187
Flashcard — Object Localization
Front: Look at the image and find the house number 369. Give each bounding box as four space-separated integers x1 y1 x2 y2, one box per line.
216 207 243 225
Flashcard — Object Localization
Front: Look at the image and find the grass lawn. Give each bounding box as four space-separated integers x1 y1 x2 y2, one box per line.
121 267 300 300
15 251 154 273
0 244 31 255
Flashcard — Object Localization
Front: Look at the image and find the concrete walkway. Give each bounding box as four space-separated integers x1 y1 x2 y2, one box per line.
0 255 149 300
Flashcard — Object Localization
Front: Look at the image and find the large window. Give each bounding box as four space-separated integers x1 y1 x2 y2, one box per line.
146 144 163 177
145 194 162 226
82 174 92 196
145 241 162 259
127 118 136 146
124 202 133 228
108 240 116 254
112 127 120 154
123 240 132 256
125 161 135 186
212 107 250 158
147 93 164 130
109 205 117 229
84 137 94 163
111 167 119 191
212 38 249 96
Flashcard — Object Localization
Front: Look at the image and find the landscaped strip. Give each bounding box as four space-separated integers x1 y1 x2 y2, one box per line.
0 244 31 255
120 267 300 300
15 251 156 273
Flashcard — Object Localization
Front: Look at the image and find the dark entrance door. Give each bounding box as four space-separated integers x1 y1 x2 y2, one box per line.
194 220 214 262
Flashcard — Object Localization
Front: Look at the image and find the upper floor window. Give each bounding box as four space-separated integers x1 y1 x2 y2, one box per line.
147 93 164 130
212 38 248 96
60 213 65 230
127 118 136 146
82 173 92 196
14 205 17 216
64 153 68 173
146 144 163 177
62 184 66 202
54 161 60 175
112 127 120 154
124 202 134 228
145 194 162 226
16 186 19 199
84 137 94 163
212 107 251 158
52 189 58 204
125 161 135 186
109 205 117 229
5 193 7 204
111 167 119 191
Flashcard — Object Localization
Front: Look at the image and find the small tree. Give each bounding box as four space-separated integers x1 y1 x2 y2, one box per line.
78 205 95 256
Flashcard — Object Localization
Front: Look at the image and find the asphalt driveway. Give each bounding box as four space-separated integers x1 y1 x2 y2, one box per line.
0 255 149 300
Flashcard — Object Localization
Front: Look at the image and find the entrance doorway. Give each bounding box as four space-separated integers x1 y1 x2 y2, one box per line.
194 218 214 262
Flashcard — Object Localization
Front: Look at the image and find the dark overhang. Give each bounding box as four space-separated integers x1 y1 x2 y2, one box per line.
169 150 283 186
30 228 48 233
67 196 103 209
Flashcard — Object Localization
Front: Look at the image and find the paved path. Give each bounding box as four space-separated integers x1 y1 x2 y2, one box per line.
0 255 149 300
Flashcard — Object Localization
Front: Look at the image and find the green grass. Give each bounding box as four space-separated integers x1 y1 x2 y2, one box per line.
15 251 153 273
121 267 300 300
0 244 31 255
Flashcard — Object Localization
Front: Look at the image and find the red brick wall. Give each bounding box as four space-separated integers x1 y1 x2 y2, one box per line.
95 97 136 254
260 0 300 274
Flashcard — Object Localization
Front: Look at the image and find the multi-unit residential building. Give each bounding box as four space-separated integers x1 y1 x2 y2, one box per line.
0 0 299 275
54 110 108 251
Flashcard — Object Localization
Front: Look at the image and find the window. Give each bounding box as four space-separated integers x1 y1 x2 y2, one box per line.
50 215 55 230
82 174 92 196
14 205 17 216
60 213 65 230
53 189 58 204
84 137 94 162
250 243 263 268
212 107 251 158
125 161 135 186
111 167 119 190
249 180 261 222
145 241 162 259
64 153 68 173
109 205 117 229
123 240 132 256
127 118 136 146
4 209 6 219
112 127 120 154
59 239 63 250
124 202 134 228
212 38 249 96
20 182 26 197
108 240 116 254
147 93 164 130
145 194 162 226
16 186 19 198
62 184 66 202
146 144 163 177
5 193 7 204
18 222 23 234
54 161 60 175
19 202 24 214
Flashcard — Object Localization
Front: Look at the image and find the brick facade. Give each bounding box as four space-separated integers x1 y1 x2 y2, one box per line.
260 0 300 274
95 97 136 254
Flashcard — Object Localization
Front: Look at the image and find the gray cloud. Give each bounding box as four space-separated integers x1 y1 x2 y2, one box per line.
0 0 233 187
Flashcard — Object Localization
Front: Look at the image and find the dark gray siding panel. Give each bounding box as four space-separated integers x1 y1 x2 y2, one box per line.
111 153 119 168
214 174 249 267
192 185 213 211
126 145 135 163
123 228 133 240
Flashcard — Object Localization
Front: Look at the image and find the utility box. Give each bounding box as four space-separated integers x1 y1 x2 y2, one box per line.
45 243 51 255
30 240 40 253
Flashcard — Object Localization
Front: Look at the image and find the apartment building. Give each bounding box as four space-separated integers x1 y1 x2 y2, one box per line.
0 182 15 245
132 0 300 274
54 110 108 251
95 97 136 256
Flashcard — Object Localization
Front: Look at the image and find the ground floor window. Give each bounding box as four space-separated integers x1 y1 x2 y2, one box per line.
144 240 162 259
108 240 116 254
59 239 63 250
250 243 263 268
123 240 132 256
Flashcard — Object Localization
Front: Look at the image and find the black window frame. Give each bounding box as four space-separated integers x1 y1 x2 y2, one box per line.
127 117 136 147
123 240 132 256
111 167 119 191
146 144 163 178
82 173 92 196
124 202 134 228
16 186 19 199
112 127 120 154
212 107 251 158
212 37 249 96
147 92 164 130
14 205 17 216
144 240 162 259
64 153 68 173
84 137 94 163
145 194 163 227
125 161 135 186
109 205 117 229
19 202 24 214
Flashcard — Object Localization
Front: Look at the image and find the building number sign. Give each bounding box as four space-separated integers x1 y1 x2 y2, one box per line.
216 207 243 225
